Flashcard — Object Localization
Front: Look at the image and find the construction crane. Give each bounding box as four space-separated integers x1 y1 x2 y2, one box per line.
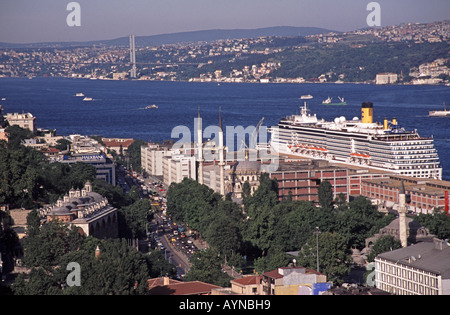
239 117 265 152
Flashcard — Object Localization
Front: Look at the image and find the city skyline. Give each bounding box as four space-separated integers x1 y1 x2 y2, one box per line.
0 0 449 44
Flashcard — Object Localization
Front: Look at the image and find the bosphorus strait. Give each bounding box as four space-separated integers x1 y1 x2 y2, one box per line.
1 77 449 179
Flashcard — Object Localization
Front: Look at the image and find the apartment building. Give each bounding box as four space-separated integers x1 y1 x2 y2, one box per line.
261 266 331 295
5 112 36 133
162 154 197 187
141 143 173 177
375 238 450 295
376 73 398 85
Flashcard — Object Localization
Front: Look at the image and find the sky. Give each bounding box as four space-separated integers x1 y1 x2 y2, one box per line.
0 0 449 43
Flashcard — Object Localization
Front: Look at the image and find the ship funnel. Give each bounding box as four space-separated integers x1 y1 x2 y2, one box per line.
384 118 388 130
361 102 373 124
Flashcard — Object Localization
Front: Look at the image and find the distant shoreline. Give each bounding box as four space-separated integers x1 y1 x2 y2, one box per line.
1 76 448 87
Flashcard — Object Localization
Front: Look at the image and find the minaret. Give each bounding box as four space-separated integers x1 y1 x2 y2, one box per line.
218 107 225 196
398 181 408 247
95 245 101 259
197 107 204 185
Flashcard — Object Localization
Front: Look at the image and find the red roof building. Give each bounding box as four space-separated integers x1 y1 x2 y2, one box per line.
147 277 221 295
102 138 135 155
230 275 262 295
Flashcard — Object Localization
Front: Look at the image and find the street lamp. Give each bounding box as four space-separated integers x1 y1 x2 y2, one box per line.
314 227 321 273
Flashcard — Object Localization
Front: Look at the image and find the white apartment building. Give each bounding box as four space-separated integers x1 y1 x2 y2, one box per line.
141 143 173 177
69 134 104 155
141 142 197 186
162 154 197 187
202 163 231 195
375 239 450 295
376 73 398 85
5 112 36 133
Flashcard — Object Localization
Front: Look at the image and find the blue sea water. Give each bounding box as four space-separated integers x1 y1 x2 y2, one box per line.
0 78 449 179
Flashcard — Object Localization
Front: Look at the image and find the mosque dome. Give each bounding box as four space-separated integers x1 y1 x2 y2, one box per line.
232 160 260 174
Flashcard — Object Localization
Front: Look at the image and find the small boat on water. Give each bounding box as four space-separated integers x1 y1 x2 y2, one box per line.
300 94 313 100
83 97 93 101
429 102 450 117
322 96 347 105
145 104 158 109
76 93 85 97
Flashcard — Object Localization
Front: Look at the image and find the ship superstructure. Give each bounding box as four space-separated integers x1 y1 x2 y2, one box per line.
270 102 442 180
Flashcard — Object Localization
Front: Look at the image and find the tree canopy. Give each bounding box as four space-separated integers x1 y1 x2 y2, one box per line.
165 173 399 285
13 218 175 295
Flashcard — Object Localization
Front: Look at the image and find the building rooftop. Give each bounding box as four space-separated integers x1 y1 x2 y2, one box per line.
263 266 324 279
148 280 221 295
102 138 135 148
377 239 450 278
231 275 262 286
273 160 347 173
147 277 181 288
363 176 448 197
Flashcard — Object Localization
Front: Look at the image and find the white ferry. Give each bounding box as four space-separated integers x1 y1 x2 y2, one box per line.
269 102 442 180
429 103 450 117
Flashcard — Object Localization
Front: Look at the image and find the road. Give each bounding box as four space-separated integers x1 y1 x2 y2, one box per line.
128 173 195 278
154 213 191 279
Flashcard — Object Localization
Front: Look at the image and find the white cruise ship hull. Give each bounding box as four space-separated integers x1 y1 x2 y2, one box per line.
269 102 442 180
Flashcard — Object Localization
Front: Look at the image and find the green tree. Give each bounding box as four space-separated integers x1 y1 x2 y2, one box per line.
414 212 450 240
54 138 71 151
243 173 280 255
5 125 35 150
366 235 402 262
205 214 241 256
92 178 132 209
245 203 277 255
14 238 155 295
0 144 46 208
297 231 352 285
184 248 232 287
146 250 177 279
242 181 251 201
22 219 83 270
272 201 318 251
166 178 221 232
336 196 394 249
66 163 96 190
318 180 333 210
246 173 279 209
25 209 41 238
119 199 152 239
127 139 147 173
254 248 291 274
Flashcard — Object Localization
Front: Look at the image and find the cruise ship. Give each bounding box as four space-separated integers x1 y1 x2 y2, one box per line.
269 102 442 180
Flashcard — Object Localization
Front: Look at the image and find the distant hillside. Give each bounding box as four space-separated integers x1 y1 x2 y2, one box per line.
0 26 336 48
123 26 337 46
